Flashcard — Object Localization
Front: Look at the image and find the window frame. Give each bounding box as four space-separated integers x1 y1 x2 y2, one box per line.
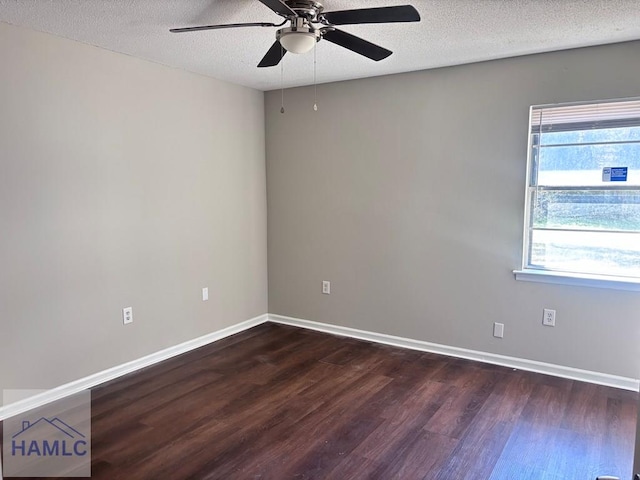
514 97 640 291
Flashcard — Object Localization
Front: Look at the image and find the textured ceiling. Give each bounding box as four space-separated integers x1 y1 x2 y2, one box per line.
1 0 639 91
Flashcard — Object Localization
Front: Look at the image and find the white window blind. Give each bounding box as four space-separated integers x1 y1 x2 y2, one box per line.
531 99 640 132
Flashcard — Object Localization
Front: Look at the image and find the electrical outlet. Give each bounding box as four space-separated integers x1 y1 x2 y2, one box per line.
543 308 556 327
123 307 133 325
322 281 331 295
493 322 504 338
202 287 209 301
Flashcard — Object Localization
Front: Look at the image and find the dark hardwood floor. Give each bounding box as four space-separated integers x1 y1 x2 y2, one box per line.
2 322 637 479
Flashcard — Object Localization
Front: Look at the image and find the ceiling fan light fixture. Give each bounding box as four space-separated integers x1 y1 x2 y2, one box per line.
277 27 318 54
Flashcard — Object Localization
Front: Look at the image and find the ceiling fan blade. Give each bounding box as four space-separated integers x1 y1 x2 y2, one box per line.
258 40 287 67
322 29 392 61
258 0 297 17
170 22 278 33
322 5 420 25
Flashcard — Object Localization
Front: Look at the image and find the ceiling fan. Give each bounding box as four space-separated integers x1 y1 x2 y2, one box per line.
170 1 421 68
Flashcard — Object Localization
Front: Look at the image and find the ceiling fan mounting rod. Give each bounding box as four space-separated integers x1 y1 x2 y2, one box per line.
290 17 313 31
283 0 324 21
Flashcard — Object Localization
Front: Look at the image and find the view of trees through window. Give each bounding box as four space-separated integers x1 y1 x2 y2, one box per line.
527 123 640 278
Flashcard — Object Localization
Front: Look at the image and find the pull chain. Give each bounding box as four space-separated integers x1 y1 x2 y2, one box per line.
313 38 318 111
280 43 285 114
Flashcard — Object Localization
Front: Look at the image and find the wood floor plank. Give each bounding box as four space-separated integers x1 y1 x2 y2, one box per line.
598 395 638 479
433 419 514 480
351 380 452 461
278 413 385 479
370 431 457 479
424 385 489 439
323 453 383 480
561 381 609 434
520 382 573 427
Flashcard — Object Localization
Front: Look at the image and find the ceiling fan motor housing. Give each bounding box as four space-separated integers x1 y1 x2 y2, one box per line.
284 1 324 21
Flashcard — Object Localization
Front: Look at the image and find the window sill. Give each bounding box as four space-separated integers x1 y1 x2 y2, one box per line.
513 269 640 292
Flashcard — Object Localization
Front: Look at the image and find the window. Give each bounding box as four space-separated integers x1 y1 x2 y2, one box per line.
517 98 640 288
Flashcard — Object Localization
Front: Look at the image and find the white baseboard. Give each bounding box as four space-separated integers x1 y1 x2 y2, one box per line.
0 314 269 421
269 314 639 392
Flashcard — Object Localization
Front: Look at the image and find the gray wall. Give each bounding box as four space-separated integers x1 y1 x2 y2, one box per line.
0 22 268 392
266 41 640 379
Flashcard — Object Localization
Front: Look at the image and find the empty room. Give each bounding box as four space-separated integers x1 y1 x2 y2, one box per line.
1 1 640 479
